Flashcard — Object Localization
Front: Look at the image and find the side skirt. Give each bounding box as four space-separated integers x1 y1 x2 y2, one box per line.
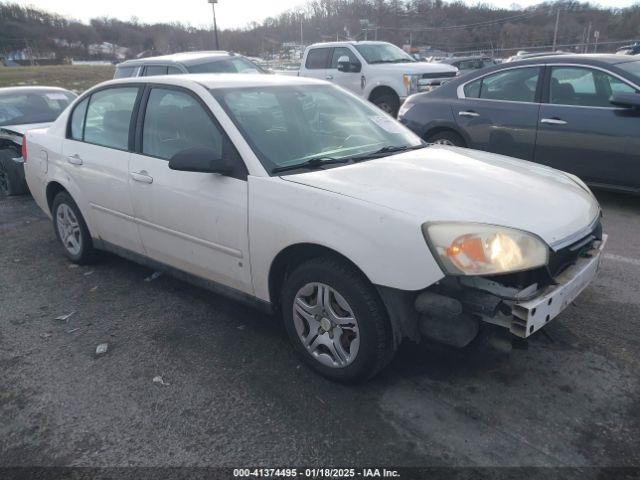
93 239 274 315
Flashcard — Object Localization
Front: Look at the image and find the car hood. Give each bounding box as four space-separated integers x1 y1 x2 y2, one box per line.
282 146 600 249
371 62 458 75
0 123 52 143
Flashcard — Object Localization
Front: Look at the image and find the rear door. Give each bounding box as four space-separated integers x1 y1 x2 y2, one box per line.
302 47 331 81
128 86 252 293
454 66 543 160
61 85 145 254
534 65 640 189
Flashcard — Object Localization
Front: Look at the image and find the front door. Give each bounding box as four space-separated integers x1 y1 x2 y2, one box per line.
62 86 144 254
128 86 252 293
455 66 543 160
534 65 640 190
327 47 363 94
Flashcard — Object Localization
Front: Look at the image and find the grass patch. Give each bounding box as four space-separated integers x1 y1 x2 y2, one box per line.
0 65 115 93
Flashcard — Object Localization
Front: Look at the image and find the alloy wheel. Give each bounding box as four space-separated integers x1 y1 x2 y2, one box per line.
56 203 83 256
293 282 360 368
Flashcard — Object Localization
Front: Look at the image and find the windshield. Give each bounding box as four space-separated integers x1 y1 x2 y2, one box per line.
212 85 422 174
618 61 640 85
354 43 415 64
0 90 75 127
188 57 265 74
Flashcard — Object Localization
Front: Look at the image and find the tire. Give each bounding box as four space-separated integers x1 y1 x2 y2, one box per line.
426 130 465 147
52 192 98 265
281 256 396 383
0 149 29 196
371 93 400 117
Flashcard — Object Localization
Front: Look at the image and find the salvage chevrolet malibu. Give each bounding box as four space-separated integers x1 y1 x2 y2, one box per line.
24 74 606 382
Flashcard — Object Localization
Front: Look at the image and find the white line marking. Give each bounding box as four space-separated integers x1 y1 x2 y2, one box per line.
604 253 640 266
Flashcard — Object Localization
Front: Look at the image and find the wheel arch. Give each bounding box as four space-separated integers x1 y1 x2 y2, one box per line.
46 181 68 215
368 85 400 103
423 125 469 147
268 243 375 311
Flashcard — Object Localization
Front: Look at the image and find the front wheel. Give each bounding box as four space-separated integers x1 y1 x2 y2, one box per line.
371 93 400 117
281 256 396 383
52 192 98 264
426 130 465 147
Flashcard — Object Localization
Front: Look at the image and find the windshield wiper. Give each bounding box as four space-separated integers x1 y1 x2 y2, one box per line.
272 156 352 174
272 144 428 174
348 144 428 162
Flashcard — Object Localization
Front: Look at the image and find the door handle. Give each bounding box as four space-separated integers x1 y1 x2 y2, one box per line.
458 111 479 117
67 154 83 165
540 118 568 125
130 171 153 184
325 75 334 80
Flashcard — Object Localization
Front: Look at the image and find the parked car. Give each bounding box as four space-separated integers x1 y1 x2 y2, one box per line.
505 51 570 62
440 56 496 73
617 43 640 56
114 51 267 79
24 74 605 382
0 86 76 195
297 41 458 115
399 54 640 194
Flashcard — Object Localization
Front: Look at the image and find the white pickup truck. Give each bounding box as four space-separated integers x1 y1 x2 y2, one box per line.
297 41 459 115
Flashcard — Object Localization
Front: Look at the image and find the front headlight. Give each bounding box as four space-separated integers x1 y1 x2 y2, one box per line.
403 74 420 95
422 222 549 276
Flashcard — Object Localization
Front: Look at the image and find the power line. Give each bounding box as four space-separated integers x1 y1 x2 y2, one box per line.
392 8 549 31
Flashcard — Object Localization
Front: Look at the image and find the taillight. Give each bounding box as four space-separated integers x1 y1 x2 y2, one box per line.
21 135 27 162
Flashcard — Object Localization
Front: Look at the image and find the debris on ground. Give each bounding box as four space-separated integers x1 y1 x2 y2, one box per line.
67 328 79 334
68 264 79 269
152 375 170 386
54 311 76 322
83 270 94 277
41 333 52 339
95 343 109 355
237 325 246 330
144 272 162 282
89 286 98 293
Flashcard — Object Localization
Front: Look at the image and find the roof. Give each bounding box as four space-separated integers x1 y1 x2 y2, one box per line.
307 41 393 49
440 55 492 63
512 53 640 66
0 86 72 94
106 73 327 90
119 51 234 67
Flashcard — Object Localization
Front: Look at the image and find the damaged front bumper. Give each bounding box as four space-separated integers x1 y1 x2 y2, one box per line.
489 234 607 338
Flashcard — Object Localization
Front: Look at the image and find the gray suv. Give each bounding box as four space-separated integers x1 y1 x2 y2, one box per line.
114 51 266 78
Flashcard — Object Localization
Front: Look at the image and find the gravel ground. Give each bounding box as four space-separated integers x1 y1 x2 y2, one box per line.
1 191 639 469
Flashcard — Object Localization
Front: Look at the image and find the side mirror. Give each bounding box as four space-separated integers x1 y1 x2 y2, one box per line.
169 147 232 174
610 92 640 109
337 56 361 73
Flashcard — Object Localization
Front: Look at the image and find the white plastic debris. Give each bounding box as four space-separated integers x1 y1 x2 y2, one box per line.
237 325 246 330
83 270 94 277
55 312 75 322
95 343 109 355
153 376 170 386
144 272 162 282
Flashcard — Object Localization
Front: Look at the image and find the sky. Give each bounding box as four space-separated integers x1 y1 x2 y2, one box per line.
11 0 639 29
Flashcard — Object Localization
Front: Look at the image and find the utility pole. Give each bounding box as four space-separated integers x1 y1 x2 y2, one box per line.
208 0 220 50
552 8 560 51
300 15 304 47
585 22 592 53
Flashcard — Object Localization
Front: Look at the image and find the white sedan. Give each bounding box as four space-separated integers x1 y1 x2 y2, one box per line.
24 74 606 382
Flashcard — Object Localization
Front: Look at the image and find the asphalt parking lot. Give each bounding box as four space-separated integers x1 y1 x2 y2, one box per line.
1 191 639 468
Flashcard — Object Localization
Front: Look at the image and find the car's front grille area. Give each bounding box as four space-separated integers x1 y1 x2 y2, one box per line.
421 71 457 79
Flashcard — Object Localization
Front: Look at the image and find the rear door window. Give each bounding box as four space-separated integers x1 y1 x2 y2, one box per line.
83 87 139 150
305 48 331 70
70 97 89 141
114 66 137 79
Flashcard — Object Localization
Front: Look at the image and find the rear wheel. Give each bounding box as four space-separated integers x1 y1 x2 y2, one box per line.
426 130 465 147
0 149 28 196
52 192 98 264
281 256 396 383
